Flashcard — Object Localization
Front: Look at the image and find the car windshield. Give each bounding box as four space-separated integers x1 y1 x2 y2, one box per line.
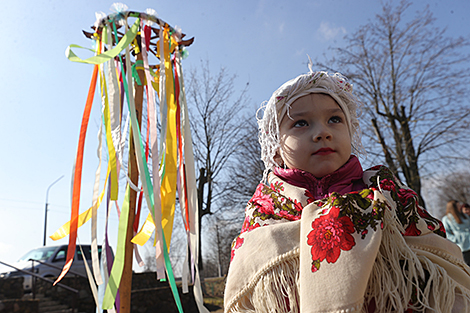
18 247 58 262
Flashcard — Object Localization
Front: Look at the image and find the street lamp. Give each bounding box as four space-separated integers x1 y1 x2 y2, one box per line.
43 175 64 246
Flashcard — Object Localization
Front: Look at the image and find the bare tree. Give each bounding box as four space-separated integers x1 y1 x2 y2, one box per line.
186 60 249 271
142 251 157 272
318 0 470 206
225 118 264 205
218 117 265 228
193 115 265 279
203 215 242 278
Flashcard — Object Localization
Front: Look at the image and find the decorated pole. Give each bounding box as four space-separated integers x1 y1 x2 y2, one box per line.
119 48 145 313
49 4 208 313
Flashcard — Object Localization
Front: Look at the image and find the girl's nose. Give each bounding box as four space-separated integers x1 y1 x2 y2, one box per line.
313 126 332 142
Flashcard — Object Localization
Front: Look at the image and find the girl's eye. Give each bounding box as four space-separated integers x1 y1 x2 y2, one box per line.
329 116 342 124
293 120 308 128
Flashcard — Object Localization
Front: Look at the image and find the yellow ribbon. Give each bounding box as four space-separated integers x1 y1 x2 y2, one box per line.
100 65 119 200
131 28 178 249
50 168 110 241
131 213 156 246
160 27 178 251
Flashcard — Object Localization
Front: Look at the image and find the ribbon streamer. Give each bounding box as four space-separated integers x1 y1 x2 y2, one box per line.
54 63 99 285
49 168 110 241
65 19 140 65
103 185 131 309
55 9 205 313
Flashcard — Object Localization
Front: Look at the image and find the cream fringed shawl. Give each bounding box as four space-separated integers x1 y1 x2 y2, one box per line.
224 166 470 313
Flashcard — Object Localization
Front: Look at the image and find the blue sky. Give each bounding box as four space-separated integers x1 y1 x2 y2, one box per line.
0 0 468 269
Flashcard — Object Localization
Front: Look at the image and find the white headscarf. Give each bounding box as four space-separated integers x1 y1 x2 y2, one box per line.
257 70 365 182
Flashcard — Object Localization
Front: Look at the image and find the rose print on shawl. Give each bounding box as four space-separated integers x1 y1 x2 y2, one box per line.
251 185 275 215
416 206 438 231
230 236 245 262
404 221 421 236
241 183 303 234
236 165 447 273
304 189 315 204
307 189 386 272
241 215 261 233
270 181 284 192
398 188 417 206
380 179 396 192
307 206 355 268
367 166 446 238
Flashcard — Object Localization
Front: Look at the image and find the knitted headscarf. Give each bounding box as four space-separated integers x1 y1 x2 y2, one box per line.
257 70 365 182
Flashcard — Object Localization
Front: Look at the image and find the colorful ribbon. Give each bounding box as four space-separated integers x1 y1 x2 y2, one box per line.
55 9 206 313
54 63 99 285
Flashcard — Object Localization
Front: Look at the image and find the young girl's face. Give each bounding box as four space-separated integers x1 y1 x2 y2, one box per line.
276 93 352 178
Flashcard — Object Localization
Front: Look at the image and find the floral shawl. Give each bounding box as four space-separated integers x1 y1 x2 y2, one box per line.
224 166 470 313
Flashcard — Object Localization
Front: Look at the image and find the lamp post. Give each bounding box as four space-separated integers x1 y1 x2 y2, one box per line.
43 175 64 246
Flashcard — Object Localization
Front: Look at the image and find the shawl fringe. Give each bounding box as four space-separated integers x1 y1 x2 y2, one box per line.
225 249 300 313
366 191 470 313
225 173 470 313
227 192 470 313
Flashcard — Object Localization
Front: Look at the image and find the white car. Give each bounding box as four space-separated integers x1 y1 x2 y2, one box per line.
0 244 105 291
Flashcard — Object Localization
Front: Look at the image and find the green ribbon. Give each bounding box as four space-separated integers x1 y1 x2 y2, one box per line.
65 18 140 65
102 185 131 309
67 13 185 312
131 60 144 86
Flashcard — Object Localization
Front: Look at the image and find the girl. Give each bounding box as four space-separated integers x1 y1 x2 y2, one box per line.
224 71 470 313
443 201 470 266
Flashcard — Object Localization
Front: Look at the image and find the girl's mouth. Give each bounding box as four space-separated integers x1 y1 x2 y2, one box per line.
313 147 335 155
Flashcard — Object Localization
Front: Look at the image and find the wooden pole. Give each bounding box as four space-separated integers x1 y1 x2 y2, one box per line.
119 37 146 313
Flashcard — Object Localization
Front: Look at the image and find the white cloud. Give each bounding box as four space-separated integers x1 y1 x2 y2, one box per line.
279 22 285 33
317 21 347 41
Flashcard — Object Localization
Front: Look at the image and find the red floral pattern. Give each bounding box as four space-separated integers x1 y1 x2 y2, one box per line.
307 206 356 269
234 165 447 270
380 178 396 192
252 185 275 215
369 166 446 238
270 181 284 192
398 188 418 206
304 189 315 204
404 222 421 236
230 236 245 262
228 165 448 311
241 181 303 234
242 216 261 233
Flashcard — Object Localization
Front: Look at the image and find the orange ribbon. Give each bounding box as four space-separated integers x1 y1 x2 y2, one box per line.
54 64 99 285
